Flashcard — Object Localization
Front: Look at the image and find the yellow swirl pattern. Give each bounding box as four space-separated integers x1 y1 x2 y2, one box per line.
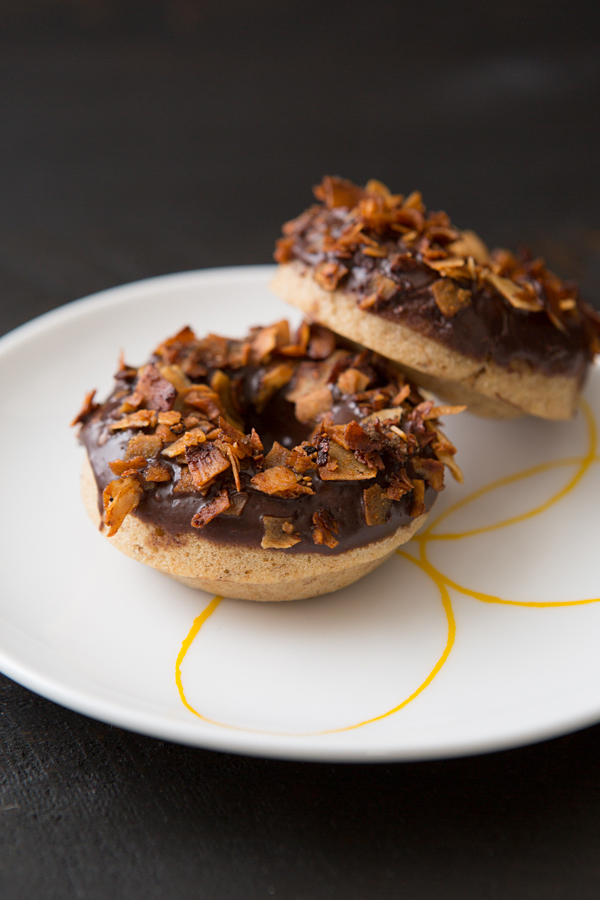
175 399 600 733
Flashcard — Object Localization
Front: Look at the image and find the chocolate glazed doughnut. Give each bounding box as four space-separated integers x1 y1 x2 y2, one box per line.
74 320 462 601
272 177 600 420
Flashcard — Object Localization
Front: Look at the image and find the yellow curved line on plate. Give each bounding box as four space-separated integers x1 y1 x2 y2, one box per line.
418 399 597 542
175 398 600 732
415 552 600 608
320 552 456 734
175 595 223 720
175 553 456 736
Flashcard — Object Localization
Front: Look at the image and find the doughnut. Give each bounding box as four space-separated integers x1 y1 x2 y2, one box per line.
74 320 462 601
272 176 600 420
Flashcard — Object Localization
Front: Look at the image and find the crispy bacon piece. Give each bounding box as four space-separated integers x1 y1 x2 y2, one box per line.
102 475 144 537
311 508 339 548
261 516 301 549
191 489 231 529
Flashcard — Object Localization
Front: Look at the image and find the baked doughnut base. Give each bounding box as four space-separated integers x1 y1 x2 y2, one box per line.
81 457 429 602
271 261 581 420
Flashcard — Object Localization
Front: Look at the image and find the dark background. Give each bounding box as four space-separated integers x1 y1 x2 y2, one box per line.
1 2 600 897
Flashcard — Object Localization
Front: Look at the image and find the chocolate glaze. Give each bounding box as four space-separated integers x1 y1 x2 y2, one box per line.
287 208 592 379
80 375 436 556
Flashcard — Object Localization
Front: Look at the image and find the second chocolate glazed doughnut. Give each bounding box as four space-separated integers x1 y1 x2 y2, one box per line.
272 176 600 419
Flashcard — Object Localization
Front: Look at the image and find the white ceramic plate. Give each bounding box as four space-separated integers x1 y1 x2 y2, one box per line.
1 265 599 761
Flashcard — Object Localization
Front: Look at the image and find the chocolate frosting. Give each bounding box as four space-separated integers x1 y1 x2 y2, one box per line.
81 386 436 556
277 183 598 380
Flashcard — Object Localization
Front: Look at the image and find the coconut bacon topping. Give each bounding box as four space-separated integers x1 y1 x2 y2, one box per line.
275 176 600 369
75 321 462 551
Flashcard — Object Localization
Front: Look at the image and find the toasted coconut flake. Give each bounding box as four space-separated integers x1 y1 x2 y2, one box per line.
109 455 146 475
103 475 143 537
220 491 248 517
385 469 414 500
314 260 349 292
308 325 337 360
431 279 472 317
318 441 377 481
263 441 292 469
125 433 163 460
312 508 339 548
161 427 206 458
185 386 223 421
71 389 98 426
224 444 241 491
412 457 445 492
250 320 290 365
254 363 295 413
154 325 196 357
110 409 157 430
294 386 333 423
159 364 192 394
173 469 202 493
363 484 392 526
186 443 230 488
157 410 182 426
287 446 317 474
410 479 426 517
447 230 490 264
261 516 301 549
485 272 544 311
144 463 172 483
425 404 466 419
314 175 365 209
361 406 404 426
341 421 377 452
391 384 411 405
250 466 314 497
337 368 371 394
210 369 244 431
191 489 230 529
155 423 178 443
131 363 177 411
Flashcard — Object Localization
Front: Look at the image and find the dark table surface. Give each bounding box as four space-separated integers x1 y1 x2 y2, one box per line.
1 3 600 897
